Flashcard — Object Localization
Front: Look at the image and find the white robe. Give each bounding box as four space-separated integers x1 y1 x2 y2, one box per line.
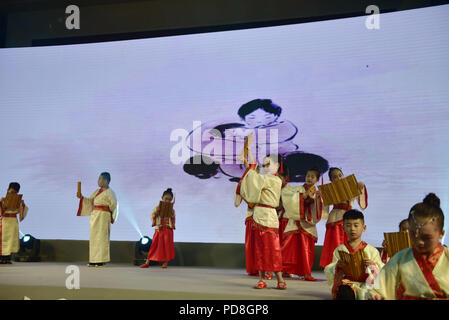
0 198 28 256
324 242 384 300
281 184 327 240
370 244 449 300
77 188 118 263
236 166 282 229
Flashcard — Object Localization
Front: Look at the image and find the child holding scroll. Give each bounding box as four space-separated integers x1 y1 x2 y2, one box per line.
140 188 176 269
235 134 286 289
281 168 327 281
0 182 28 264
320 167 367 268
324 210 383 300
77 172 118 267
370 193 448 300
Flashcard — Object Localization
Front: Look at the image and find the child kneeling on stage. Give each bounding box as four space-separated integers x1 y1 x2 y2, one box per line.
324 209 384 300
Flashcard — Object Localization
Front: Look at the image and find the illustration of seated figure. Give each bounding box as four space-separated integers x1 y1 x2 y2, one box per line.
183 99 328 182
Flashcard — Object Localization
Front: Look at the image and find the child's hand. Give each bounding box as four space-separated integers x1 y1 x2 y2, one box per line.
358 182 365 191
382 239 387 248
363 259 375 269
77 193 83 199
315 190 321 197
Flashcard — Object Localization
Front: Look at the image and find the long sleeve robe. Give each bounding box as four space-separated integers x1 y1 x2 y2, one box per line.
0 198 28 256
77 187 118 263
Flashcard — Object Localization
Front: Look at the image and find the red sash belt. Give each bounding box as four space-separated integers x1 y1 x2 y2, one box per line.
157 225 173 231
94 205 111 213
255 204 275 209
1 214 17 218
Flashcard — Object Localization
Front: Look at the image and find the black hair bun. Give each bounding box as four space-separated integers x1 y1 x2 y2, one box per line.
167 188 172 192
423 193 440 208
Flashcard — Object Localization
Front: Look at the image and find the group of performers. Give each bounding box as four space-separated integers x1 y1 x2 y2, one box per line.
0 150 447 300
234 135 447 299
75 172 175 268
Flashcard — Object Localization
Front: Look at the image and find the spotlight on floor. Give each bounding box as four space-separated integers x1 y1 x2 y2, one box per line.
15 234 41 262
134 236 152 266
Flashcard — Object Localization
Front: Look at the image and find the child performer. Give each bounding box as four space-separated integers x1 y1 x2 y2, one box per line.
281 168 327 281
320 167 367 268
324 210 383 300
235 137 286 289
77 172 118 267
370 193 448 300
0 182 28 264
140 188 176 269
381 219 410 264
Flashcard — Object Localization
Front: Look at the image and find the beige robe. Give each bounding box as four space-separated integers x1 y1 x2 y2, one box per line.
370 244 449 300
77 188 118 263
237 167 282 229
324 242 384 300
281 184 328 240
234 185 254 220
0 198 28 256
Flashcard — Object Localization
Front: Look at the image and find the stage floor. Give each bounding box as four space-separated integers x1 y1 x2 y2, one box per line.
0 262 331 300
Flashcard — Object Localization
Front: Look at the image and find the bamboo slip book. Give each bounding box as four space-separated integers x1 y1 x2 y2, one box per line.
4 193 23 210
318 174 361 206
158 201 174 218
383 231 412 258
338 249 366 282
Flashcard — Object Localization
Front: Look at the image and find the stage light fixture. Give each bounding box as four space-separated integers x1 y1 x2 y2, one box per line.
15 234 41 262
134 236 152 265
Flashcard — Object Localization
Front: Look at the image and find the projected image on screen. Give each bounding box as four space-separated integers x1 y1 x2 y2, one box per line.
0 5 448 246
182 98 328 182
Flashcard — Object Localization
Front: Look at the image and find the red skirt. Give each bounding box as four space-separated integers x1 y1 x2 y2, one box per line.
320 222 348 268
147 228 175 262
278 218 289 245
253 223 283 272
281 231 315 276
245 217 257 275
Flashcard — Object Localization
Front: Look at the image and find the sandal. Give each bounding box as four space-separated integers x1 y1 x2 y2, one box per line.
276 281 287 290
161 262 168 268
304 275 317 281
264 272 273 280
139 263 150 268
254 280 267 289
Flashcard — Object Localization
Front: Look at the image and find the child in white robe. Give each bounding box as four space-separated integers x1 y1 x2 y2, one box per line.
77 172 118 267
0 182 28 264
370 193 448 300
236 139 286 289
324 209 383 300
